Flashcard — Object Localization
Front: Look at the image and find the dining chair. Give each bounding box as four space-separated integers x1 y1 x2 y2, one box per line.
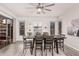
54 34 65 51
44 36 54 56
23 36 33 55
59 34 65 51
34 35 43 56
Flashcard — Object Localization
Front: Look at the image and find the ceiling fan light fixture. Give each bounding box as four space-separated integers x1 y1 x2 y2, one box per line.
37 8 42 12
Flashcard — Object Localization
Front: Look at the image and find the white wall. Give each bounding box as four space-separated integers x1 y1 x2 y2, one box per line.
62 4 79 35
16 16 59 41
62 5 79 51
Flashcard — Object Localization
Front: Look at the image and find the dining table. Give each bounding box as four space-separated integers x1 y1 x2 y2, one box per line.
23 35 66 55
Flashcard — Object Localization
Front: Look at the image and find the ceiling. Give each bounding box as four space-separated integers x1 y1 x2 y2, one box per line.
0 3 78 17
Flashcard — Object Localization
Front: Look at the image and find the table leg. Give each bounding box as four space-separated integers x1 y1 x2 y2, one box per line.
52 41 53 56
56 40 59 54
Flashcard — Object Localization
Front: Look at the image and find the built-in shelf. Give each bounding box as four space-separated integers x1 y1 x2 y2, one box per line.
0 15 13 49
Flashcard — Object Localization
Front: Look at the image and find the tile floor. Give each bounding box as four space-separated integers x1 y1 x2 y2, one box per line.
0 41 66 56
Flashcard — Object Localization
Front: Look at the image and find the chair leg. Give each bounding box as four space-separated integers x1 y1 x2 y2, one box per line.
41 46 43 56
23 44 27 56
35 47 36 56
41 50 43 56
30 46 33 55
52 45 53 56
54 41 56 48
54 41 56 51
46 49 47 56
59 40 61 48
54 42 55 48
23 44 26 53
63 42 64 51
49 47 51 52
30 42 33 55
23 48 25 54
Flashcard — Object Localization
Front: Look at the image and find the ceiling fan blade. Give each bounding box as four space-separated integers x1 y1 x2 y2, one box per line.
37 3 41 7
44 9 52 11
45 3 55 7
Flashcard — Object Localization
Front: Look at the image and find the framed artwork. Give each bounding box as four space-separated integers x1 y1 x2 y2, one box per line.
67 19 79 36
67 26 75 36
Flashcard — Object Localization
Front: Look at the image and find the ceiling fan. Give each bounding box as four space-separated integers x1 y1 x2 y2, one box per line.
29 3 55 14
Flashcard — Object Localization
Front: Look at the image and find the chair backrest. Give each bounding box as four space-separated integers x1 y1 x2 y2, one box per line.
43 32 49 36
45 36 54 41
45 36 54 44
36 32 41 36
43 32 49 38
34 35 43 44
35 35 43 41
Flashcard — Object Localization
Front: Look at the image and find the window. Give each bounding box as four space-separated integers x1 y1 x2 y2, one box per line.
58 21 62 34
50 21 55 35
19 22 25 35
